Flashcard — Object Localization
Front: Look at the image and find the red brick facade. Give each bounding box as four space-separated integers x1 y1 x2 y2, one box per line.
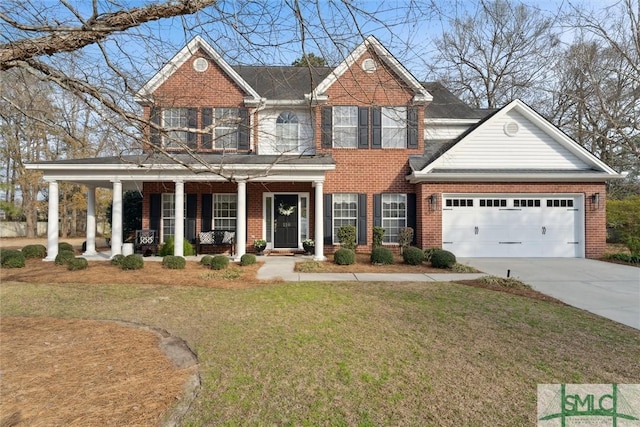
135 38 611 259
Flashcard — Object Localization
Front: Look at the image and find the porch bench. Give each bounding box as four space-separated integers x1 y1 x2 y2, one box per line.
195 230 235 256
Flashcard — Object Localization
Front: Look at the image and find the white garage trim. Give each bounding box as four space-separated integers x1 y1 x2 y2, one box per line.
442 193 585 258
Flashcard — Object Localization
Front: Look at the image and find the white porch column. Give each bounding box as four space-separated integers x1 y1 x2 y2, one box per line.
314 180 326 261
111 180 123 257
174 180 184 257
44 180 59 261
234 180 247 261
83 186 97 255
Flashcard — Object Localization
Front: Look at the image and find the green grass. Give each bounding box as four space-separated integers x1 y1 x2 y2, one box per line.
1 280 638 425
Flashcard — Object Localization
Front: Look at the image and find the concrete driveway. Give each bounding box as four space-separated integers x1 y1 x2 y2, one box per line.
459 258 640 330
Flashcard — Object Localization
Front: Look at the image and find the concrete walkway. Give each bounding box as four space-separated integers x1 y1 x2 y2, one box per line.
255 255 486 282
460 258 640 330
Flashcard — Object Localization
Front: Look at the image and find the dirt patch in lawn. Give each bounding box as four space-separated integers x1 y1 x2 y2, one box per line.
456 279 567 305
0 317 194 426
1 259 263 288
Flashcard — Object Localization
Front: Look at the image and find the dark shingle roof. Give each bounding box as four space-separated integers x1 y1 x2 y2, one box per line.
233 66 333 100
422 82 488 120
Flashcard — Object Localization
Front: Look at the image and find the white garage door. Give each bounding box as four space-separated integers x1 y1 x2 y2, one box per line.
442 194 584 257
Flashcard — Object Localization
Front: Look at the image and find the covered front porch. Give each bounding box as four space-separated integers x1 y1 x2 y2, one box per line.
26 153 335 262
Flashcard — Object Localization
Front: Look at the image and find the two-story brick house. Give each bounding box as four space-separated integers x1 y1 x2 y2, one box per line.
29 35 621 261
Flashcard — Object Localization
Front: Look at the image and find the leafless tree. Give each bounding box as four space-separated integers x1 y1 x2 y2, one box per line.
429 0 561 109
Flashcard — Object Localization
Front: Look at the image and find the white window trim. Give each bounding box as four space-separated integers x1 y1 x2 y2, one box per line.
381 106 407 149
212 193 237 230
162 108 191 148
275 111 300 153
332 106 358 149
332 193 358 244
213 107 240 150
381 193 407 244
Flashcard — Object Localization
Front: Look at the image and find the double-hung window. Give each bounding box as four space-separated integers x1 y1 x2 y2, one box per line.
163 108 189 149
382 193 406 243
213 194 237 230
276 111 299 152
214 108 240 149
381 107 407 148
333 106 358 148
332 194 358 243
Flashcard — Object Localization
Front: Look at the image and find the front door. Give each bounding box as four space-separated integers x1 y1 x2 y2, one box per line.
274 194 298 248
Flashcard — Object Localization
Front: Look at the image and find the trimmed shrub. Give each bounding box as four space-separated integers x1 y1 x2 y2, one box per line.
158 237 195 257
121 254 144 270
240 253 256 266
111 254 125 266
430 249 457 269
162 255 186 269
626 236 640 255
58 242 74 252
371 247 394 265
372 226 385 249
211 255 229 270
1 249 22 265
402 246 425 265
67 257 88 271
334 248 355 265
200 255 214 266
337 225 357 251
398 227 414 253
22 244 47 259
55 250 76 266
1 250 25 268
423 248 439 262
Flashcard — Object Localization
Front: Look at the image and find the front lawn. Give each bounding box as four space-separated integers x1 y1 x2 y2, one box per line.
1 279 638 425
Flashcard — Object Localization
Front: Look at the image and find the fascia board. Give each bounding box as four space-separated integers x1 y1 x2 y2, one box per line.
406 171 624 184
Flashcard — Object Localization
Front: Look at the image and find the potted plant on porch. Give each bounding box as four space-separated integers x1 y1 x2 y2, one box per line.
302 239 314 255
254 239 267 255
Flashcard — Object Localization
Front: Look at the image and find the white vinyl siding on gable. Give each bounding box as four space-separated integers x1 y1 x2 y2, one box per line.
433 110 590 170
257 108 315 155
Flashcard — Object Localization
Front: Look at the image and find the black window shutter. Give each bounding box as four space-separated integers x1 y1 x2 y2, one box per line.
238 108 250 150
149 194 161 233
201 194 212 232
321 107 332 148
407 106 418 149
371 107 382 149
373 194 382 227
150 107 161 147
323 194 332 245
201 107 212 148
407 193 417 244
187 108 198 149
186 194 197 241
358 193 367 245
358 107 369 149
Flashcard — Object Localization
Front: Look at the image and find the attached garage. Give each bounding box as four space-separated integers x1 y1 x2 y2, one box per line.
442 194 584 257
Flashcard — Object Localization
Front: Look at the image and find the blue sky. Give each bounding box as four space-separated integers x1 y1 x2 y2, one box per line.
10 0 621 83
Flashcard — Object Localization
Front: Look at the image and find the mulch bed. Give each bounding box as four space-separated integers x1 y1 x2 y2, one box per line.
0 317 192 426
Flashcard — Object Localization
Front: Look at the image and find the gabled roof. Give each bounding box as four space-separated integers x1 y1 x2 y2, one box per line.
309 36 432 104
135 36 261 105
408 99 622 183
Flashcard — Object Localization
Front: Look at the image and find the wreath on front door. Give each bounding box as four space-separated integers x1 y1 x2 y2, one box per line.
278 202 296 216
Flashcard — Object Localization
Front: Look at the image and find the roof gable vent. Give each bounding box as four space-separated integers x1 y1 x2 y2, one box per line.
504 121 519 137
